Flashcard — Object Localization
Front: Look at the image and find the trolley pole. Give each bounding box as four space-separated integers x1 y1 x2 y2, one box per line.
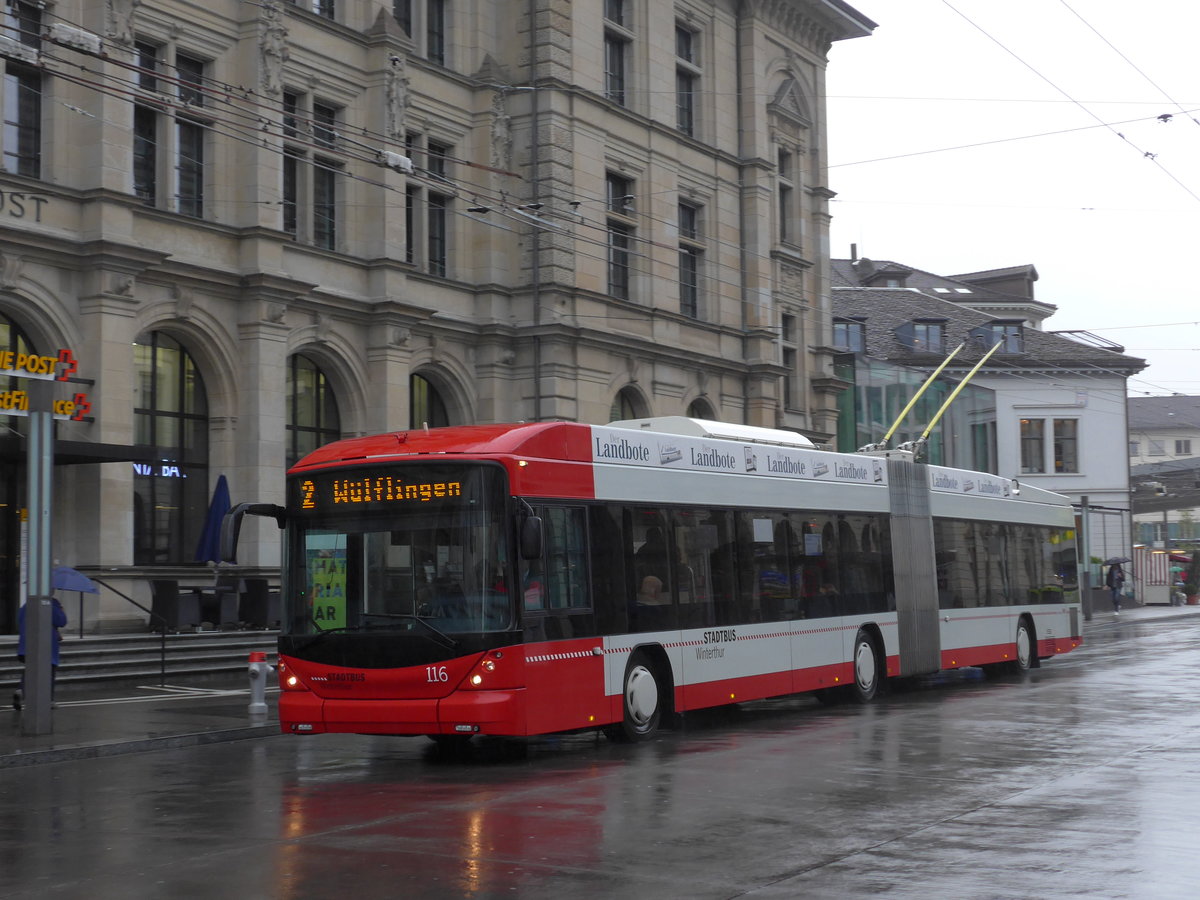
23 380 54 735
1080 495 1092 622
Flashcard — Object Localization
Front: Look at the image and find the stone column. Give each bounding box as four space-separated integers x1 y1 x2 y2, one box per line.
365 320 417 435
233 294 291 567
70 289 141 571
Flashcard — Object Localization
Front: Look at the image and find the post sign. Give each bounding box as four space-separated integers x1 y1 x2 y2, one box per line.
0 347 78 380
0 348 90 422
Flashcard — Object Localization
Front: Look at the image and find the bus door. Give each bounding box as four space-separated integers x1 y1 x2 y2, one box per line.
672 508 731 630
520 505 592 641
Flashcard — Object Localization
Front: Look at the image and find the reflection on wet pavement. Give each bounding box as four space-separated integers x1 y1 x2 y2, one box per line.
3 616 1199 899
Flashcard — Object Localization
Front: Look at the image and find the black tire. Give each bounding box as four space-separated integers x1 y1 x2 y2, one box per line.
849 629 880 703
1013 619 1034 673
426 734 473 753
607 651 663 742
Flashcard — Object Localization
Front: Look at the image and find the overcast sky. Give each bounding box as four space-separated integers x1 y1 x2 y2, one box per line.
825 0 1200 397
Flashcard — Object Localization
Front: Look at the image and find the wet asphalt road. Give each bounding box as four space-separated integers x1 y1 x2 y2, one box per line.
2 615 1199 900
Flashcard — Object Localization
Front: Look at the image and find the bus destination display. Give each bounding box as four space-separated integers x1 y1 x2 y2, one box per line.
299 475 460 510
291 465 495 514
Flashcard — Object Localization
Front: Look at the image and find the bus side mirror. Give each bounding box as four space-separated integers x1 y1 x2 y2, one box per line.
520 515 543 560
220 502 286 564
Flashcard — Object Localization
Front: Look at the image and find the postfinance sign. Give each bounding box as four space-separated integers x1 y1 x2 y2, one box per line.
0 390 91 421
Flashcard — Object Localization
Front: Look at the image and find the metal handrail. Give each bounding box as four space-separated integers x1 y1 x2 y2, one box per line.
90 577 167 686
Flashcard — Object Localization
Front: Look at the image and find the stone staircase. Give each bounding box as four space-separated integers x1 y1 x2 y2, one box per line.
0 630 278 690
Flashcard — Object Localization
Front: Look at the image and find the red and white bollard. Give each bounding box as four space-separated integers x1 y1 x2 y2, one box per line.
248 651 269 716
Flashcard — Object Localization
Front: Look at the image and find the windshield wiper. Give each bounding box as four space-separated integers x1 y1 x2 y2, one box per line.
296 615 459 651
295 621 389 650
363 612 459 649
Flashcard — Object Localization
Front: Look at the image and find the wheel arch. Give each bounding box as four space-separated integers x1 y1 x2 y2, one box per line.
857 621 888 678
628 642 676 717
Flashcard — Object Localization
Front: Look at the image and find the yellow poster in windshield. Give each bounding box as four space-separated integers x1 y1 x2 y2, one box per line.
307 548 347 630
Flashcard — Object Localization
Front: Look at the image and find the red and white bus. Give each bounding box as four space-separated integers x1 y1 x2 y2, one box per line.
227 417 1081 742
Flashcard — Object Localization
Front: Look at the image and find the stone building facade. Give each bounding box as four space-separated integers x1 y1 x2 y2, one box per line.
0 0 872 631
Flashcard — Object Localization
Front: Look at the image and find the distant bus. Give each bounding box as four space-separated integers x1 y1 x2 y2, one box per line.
226 417 1080 742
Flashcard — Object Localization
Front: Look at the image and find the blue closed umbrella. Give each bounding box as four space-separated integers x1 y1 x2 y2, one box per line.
195 474 232 564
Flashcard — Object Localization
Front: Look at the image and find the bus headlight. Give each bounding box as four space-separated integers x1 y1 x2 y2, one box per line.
461 650 518 690
278 661 305 691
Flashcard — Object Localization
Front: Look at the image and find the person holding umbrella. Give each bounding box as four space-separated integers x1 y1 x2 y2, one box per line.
13 596 68 710
1106 561 1126 614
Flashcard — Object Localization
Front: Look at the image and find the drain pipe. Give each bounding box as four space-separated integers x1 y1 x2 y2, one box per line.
735 5 752 424
528 0 542 421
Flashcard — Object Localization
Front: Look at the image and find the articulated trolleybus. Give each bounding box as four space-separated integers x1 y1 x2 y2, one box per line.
227 417 1080 742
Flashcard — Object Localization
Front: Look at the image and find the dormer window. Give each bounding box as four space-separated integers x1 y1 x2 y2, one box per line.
863 271 907 289
896 319 946 354
918 322 944 353
988 321 1024 353
833 318 866 353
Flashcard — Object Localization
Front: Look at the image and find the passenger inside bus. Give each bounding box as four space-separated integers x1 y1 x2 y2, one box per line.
632 523 676 631
635 527 670 607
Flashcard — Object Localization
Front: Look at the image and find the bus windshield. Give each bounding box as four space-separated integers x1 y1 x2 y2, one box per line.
282 463 512 636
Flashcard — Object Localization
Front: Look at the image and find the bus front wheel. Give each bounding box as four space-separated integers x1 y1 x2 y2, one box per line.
608 651 663 742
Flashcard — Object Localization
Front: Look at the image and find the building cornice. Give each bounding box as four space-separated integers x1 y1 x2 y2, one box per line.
739 0 873 48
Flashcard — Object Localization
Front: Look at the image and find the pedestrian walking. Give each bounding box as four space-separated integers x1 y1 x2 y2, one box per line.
12 597 68 710
1106 562 1126 614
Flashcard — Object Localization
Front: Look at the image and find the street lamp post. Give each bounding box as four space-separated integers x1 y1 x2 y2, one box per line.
22 380 54 735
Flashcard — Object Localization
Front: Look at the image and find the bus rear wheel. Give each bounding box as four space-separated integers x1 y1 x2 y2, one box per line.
850 629 880 703
1014 619 1034 672
607 651 663 742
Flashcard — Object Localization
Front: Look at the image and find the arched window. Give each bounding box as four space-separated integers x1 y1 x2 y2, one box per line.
287 353 341 467
0 312 32 411
0 312 33 633
133 332 208 565
410 373 449 429
609 387 646 422
686 398 714 420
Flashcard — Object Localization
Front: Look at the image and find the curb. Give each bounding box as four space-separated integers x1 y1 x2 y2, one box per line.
0 724 279 769
1083 607 1200 623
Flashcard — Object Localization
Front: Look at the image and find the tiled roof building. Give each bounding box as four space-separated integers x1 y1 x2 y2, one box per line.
830 256 1145 561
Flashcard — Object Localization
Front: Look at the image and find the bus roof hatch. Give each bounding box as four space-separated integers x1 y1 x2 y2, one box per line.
605 417 816 449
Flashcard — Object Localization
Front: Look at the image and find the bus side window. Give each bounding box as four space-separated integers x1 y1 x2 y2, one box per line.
733 512 769 623
668 507 728 630
634 518 670 604
630 509 676 632
591 505 628 635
